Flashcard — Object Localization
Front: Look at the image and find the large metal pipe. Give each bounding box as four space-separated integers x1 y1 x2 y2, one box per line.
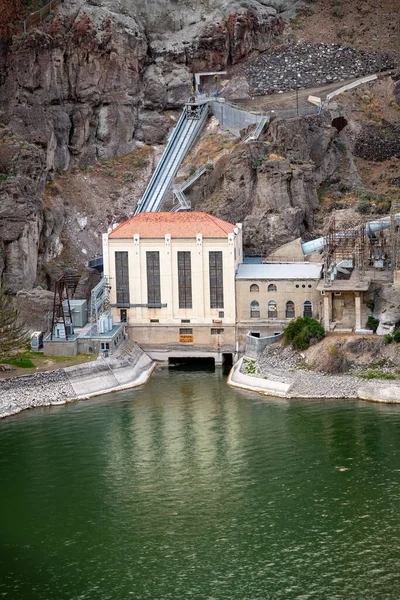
301 213 400 255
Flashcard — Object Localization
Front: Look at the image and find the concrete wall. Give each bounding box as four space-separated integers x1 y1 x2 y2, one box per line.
77 338 101 355
64 346 154 399
129 323 235 349
245 331 284 358
227 357 292 397
43 339 78 356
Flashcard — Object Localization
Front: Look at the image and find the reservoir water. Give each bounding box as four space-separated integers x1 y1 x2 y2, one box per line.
1 367 400 599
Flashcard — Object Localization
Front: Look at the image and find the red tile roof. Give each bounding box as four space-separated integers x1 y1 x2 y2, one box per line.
108 212 237 239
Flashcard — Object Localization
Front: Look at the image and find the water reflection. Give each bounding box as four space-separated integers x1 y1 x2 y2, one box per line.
0 368 400 599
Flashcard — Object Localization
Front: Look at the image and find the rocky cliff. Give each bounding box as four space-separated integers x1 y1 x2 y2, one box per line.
0 0 291 292
186 113 346 254
0 0 398 303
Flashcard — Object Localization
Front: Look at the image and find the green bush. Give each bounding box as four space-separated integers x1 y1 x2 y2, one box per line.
357 199 371 214
392 330 400 343
384 333 393 344
366 316 379 333
124 171 134 182
284 316 325 350
252 154 267 169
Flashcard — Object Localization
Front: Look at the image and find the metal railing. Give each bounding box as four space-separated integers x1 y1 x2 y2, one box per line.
243 115 270 143
23 0 63 34
135 102 209 214
171 162 214 212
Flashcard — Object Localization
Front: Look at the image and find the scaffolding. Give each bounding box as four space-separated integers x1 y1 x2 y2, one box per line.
323 215 366 284
323 211 400 284
50 275 80 340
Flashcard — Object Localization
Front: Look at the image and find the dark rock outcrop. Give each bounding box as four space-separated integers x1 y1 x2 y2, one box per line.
188 115 342 254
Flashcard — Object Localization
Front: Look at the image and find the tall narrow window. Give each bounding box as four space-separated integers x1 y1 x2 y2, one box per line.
268 300 277 319
304 301 312 317
209 251 224 309
115 251 130 305
178 251 192 309
250 301 260 318
286 300 295 319
146 251 161 306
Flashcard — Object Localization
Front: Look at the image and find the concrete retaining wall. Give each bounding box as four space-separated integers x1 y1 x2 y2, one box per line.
245 332 284 358
227 356 292 397
0 343 156 419
358 384 400 404
326 74 377 102
65 351 155 398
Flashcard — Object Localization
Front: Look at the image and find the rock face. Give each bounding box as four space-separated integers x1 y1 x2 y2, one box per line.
188 114 342 254
0 0 289 294
374 285 400 335
0 127 47 291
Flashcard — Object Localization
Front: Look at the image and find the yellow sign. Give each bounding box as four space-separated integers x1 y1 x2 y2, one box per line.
179 335 194 343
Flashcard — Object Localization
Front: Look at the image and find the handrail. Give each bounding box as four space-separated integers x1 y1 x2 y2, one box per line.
23 0 63 34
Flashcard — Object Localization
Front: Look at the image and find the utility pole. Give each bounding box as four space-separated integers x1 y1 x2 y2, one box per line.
397 12 400 71
377 6 382 74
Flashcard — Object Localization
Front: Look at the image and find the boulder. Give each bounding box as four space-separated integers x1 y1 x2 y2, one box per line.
374 285 400 335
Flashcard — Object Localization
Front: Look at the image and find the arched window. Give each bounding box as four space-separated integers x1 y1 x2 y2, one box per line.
268 284 277 292
250 300 260 318
286 300 295 319
250 284 259 293
268 300 277 319
304 300 312 317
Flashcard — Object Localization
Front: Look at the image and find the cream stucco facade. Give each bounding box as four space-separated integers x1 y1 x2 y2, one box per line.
103 217 242 353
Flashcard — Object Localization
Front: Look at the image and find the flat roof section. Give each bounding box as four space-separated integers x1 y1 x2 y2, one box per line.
236 263 323 280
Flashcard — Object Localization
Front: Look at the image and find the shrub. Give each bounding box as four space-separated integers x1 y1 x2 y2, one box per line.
252 154 267 169
124 171 134 182
366 316 379 333
384 333 393 344
331 6 344 17
316 343 350 374
284 316 325 350
392 330 400 343
357 199 370 214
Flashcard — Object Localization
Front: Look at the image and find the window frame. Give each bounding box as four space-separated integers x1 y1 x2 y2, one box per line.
209 251 224 309
268 300 278 319
250 300 260 319
177 251 192 309
286 300 295 319
115 251 130 306
146 251 161 306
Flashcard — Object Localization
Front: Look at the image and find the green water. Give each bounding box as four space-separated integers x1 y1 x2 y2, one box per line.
1 368 400 600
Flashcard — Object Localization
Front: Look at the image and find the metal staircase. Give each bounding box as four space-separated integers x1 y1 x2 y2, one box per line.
135 102 209 215
171 162 213 212
242 115 270 143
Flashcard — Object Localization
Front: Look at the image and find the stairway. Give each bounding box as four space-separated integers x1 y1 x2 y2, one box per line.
135 102 209 215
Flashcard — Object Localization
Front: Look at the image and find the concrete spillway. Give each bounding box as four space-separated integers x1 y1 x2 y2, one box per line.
301 214 400 255
135 102 209 215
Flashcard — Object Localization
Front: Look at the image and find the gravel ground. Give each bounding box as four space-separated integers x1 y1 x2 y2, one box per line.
245 43 395 94
0 370 77 419
242 346 363 398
